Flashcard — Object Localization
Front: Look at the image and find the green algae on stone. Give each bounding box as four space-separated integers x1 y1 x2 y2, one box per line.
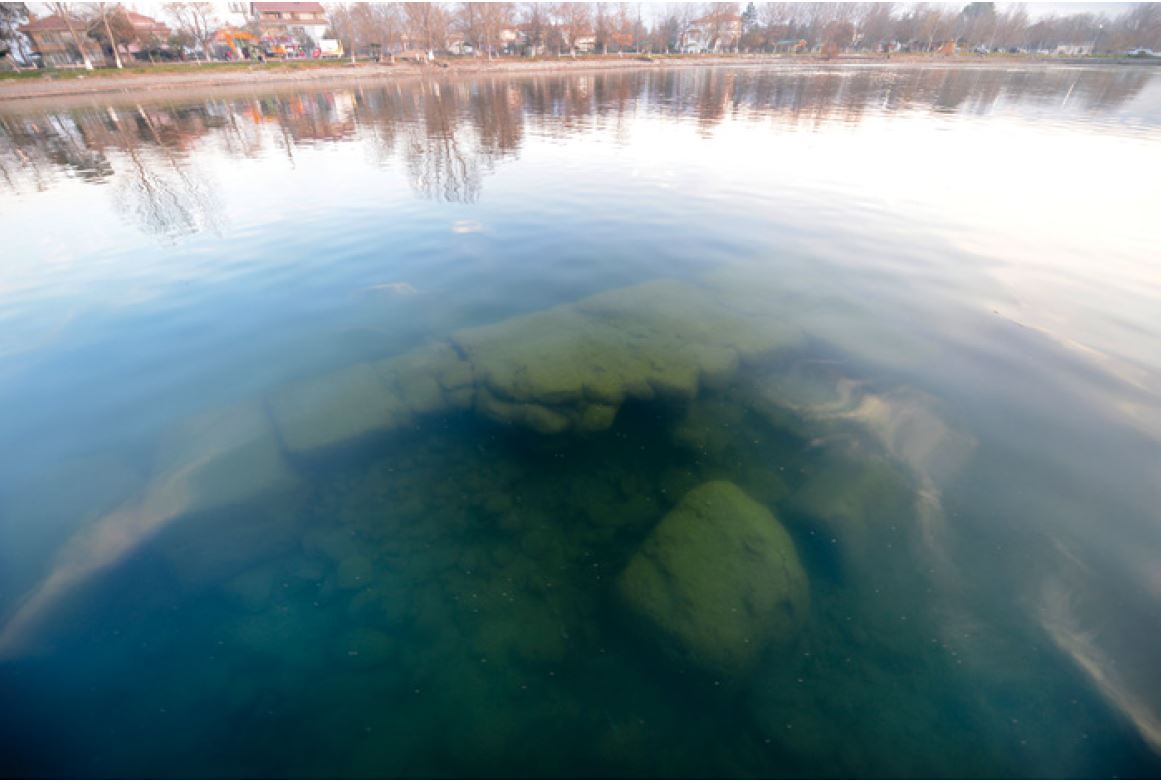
269 363 406 455
261 278 808 450
671 395 751 460
449 279 803 434
375 342 476 415
616 481 808 676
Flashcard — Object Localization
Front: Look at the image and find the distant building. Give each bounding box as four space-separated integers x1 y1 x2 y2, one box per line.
681 14 743 54
568 30 597 54
499 27 519 52
221 3 252 29
20 11 171 66
20 14 105 67
1055 43 1094 56
446 31 471 56
250 2 328 46
118 12 171 56
513 24 547 56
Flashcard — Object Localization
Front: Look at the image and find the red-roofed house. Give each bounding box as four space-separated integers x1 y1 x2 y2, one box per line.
123 11 171 42
681 13 743 54
20 14 105 67
251 2 328 45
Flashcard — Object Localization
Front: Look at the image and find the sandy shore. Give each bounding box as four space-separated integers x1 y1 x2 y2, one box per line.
1 53 1151 105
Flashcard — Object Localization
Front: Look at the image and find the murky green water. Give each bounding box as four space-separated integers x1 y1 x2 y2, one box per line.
1 65 1160 777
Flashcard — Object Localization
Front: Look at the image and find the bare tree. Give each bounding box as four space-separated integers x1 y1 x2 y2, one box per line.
479 2 513 58
554 2 591 57
992 5 1029 50
857 2 895 50
670 2 698 52
703 3 742 53
594 2 609 53
91 3 125 69
47 2 93 69
518 2 548 55
167 2 215 62
608 2 636 52
0 2 32 64
456 2 483 54
403 2 447 54
328 2 359 62
1117 3 1161 50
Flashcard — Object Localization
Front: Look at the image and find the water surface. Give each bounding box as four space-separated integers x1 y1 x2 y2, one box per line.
1 64 1159 777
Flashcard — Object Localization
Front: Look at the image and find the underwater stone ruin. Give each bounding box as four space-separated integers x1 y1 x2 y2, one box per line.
0 275 966 697
269 278 805 451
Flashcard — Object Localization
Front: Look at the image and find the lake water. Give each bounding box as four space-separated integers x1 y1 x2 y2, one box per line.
1 64 1159 777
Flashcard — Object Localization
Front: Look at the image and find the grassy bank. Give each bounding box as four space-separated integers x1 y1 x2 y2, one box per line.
0 58 358 81
1 52 1154 101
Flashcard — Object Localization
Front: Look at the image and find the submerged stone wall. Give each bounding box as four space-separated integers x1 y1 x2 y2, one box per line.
269 278 804 453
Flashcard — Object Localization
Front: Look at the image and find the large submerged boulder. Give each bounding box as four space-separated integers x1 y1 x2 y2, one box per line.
616 481 808 676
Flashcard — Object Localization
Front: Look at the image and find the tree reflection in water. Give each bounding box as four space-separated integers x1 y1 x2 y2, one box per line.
0 65 1151 234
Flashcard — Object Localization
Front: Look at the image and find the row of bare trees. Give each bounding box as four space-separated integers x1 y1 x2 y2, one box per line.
325 3 644 59
732 3 1161 55
4 3 1160 70
3 65 1150 224
325 2 1161 59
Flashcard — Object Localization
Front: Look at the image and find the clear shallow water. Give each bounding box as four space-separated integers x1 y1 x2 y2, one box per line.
0 64 1159 777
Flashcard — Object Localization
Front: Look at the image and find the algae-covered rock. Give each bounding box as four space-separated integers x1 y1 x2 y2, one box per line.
450 279 801 434
616 481 808 676
375 342 476 415
269 363 405 455
671 396 750 459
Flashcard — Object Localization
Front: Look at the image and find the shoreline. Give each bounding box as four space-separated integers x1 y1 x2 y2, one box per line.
1 53 1155 104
